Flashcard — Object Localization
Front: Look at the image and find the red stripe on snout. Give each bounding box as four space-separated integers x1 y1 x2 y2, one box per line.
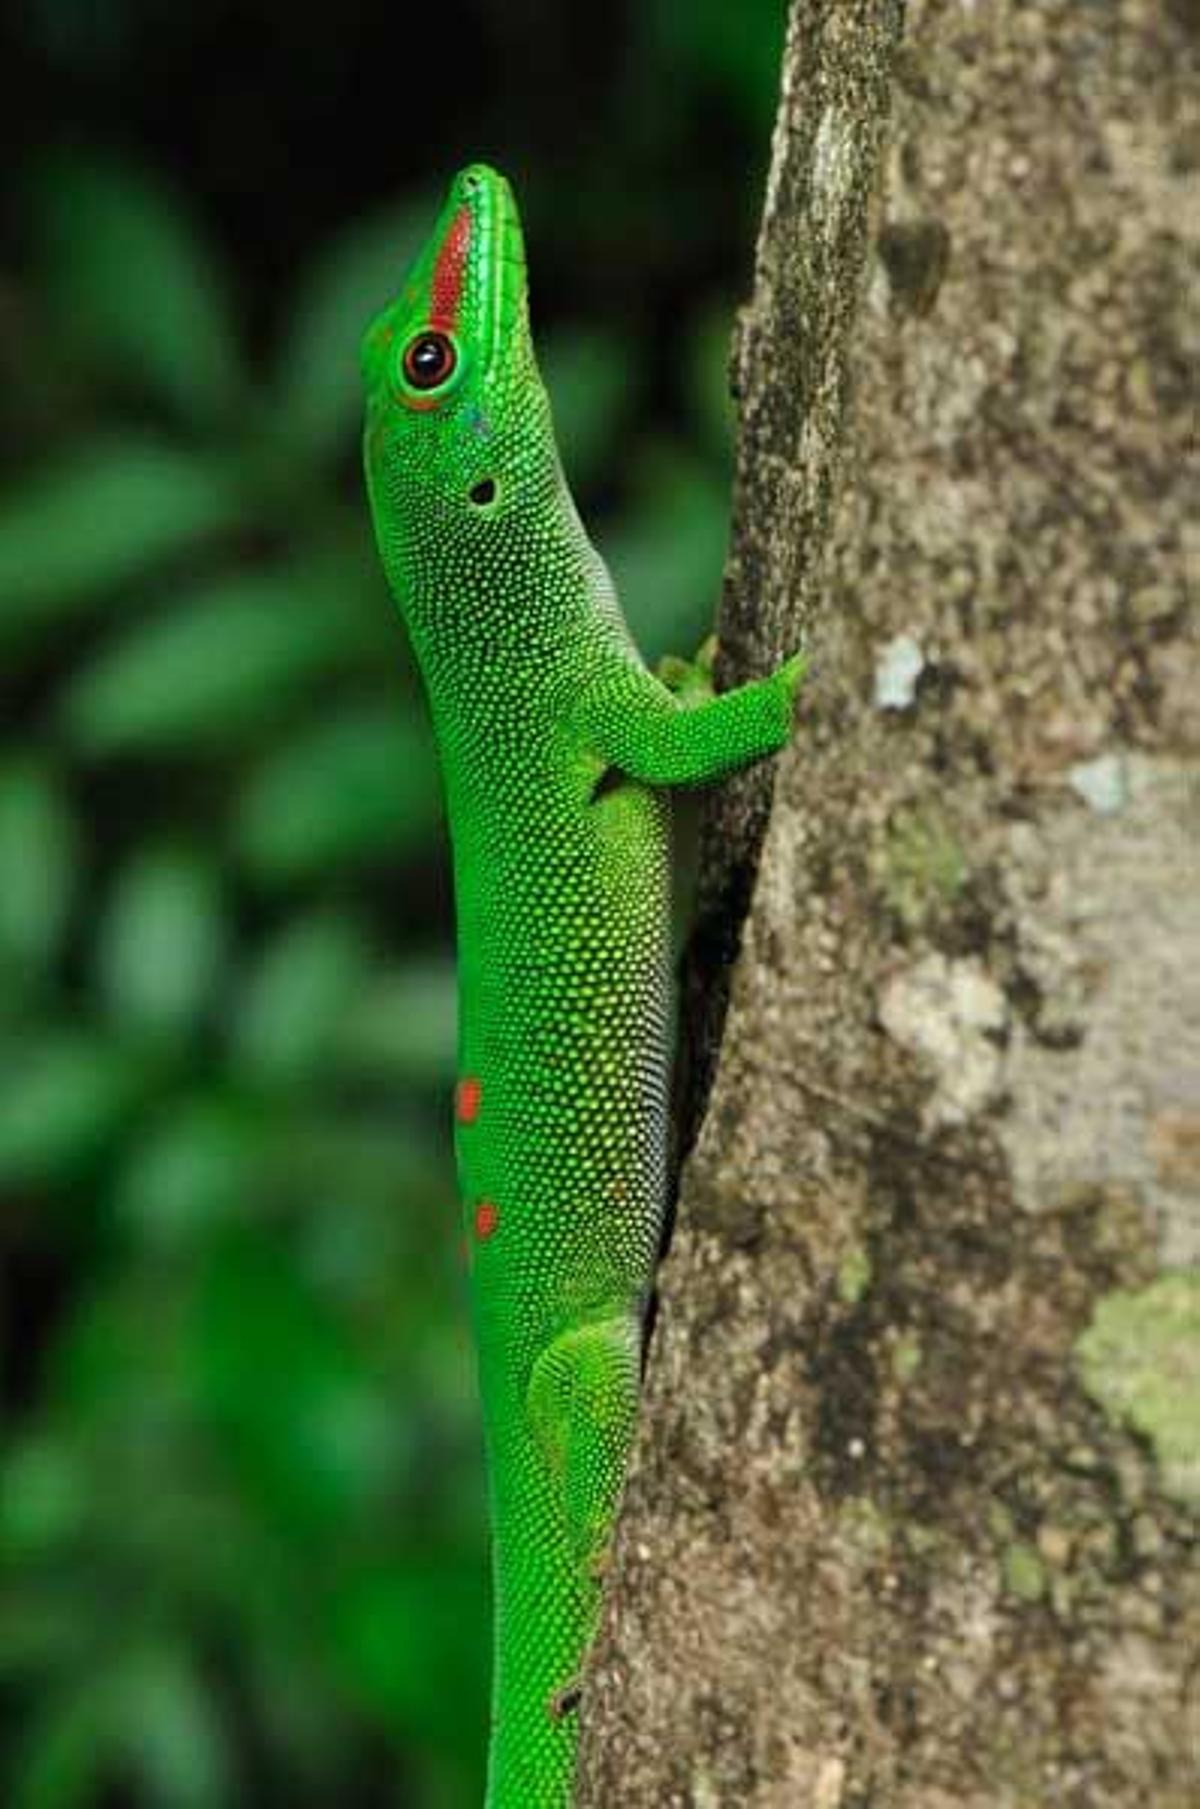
430 205 472 331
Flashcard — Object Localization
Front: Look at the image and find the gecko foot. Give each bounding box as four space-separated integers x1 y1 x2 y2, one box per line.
657 633 718 704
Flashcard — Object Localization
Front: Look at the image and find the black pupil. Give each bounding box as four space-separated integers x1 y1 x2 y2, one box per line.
406 333 453 388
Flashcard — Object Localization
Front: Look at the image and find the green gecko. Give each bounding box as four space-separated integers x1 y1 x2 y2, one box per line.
361 163 804 1808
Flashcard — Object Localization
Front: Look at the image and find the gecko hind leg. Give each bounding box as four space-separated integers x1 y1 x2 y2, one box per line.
526 1314 641 1576
526 1315 641 1722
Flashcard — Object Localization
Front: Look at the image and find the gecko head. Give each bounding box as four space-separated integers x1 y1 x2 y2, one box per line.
361 163 563 633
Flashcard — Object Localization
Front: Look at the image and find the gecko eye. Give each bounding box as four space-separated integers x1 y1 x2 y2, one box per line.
402 330 457 390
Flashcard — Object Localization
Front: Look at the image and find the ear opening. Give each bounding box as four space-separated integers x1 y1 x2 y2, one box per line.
468 477 498 506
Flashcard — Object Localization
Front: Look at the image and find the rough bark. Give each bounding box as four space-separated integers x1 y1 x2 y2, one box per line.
577 4 1199 1805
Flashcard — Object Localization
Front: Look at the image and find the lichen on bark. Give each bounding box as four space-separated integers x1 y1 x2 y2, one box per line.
576 3 1199 1805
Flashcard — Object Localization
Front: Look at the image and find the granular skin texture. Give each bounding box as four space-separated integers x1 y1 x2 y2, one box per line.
362 166 802 1807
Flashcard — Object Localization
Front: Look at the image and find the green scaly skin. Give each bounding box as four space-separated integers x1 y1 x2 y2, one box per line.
361 164 805 1808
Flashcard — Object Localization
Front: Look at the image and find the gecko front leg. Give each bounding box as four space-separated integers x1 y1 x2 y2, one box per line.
574 647 807 791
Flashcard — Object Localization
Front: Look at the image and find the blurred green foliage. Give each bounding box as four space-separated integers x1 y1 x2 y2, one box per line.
1 2 784 1803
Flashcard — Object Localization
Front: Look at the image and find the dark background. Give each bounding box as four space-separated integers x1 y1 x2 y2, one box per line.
0 3 785 1803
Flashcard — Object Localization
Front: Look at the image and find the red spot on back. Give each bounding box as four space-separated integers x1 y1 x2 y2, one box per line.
430 205 471 332
474 1199 499 1241
455 1076 482 1125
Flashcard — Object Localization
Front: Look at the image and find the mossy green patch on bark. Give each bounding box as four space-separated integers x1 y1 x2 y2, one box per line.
880 806 967 930
1075 1272 1200 1508
837 1495 892 1557
891 1331 922 1381
1001 1540 1047 1604
836 1245 873 1304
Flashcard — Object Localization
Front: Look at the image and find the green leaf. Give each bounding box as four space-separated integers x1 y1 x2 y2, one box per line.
29 151 243 429
51 1285 184 1421
60 558 373 755
0 762 77 984
540 327 635 489
273 1115 448 1229
335 957 457 1085
190 1239 400 1525
232 914 371 1086
0 1029 146 1184
602 446 729 663
273 199 431 462
112 1096 266 1249
0 439 240 643
11 1678 109 1809
118 1648 232 1809
96 848 228 1041
12 1649 231 1809
0 1438 86 1558
330 1554 488 1751
649 0 786 132
0 1582 97 1678
235 703 439 881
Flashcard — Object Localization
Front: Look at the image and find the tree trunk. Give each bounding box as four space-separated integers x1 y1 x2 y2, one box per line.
577 3 1199 1805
